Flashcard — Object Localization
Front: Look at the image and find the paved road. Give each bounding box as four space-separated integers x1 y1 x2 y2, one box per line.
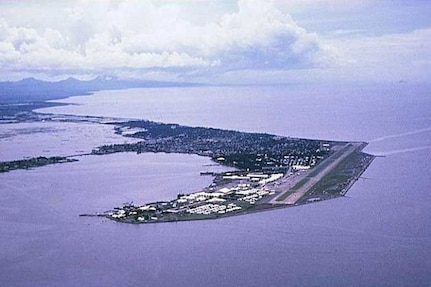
270 142 362 205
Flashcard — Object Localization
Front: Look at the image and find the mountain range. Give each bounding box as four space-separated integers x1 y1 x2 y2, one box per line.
0 77 199 103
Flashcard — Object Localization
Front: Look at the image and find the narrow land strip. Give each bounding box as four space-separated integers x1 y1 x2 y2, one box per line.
272 142 362 205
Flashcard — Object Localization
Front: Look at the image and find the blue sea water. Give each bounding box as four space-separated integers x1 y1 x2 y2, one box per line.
1 83 431 286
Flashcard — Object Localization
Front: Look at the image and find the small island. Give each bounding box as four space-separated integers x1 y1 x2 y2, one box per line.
83 119 375 223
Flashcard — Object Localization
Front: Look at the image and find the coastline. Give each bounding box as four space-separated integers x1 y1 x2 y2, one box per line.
93 140 375 224
1 102 376 224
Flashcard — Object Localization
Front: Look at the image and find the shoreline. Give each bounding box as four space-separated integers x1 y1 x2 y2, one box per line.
1 104 376 224
94 141 375 224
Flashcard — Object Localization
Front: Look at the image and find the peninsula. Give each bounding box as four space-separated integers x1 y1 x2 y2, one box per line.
0 79 374 226
0 107 374 223
0 156 77 173
86 119 375 223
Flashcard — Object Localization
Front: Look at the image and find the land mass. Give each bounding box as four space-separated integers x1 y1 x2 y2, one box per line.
0 156 77 173
85 119 375 223
0 106 375 224
0 77 201 103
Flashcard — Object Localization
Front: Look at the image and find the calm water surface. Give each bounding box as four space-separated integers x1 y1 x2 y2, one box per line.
0 121 136 161
1 84 431 287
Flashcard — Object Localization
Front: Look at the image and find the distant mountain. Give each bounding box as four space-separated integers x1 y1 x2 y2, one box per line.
0 77 200 103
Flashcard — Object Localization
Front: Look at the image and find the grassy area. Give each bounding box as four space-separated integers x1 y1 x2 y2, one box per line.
275 190 294 202
291 177 310 191
275 177 311 202
301 151 373 200
275 145 373 203
307 144 352 177
275 146 353 202
307 160 332 178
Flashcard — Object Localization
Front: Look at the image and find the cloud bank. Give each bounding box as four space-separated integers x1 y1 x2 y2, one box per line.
0 0 333 81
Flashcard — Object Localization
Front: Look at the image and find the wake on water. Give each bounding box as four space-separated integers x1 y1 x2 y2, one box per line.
372 145 431 156
369 127 431 143
367 127 431 156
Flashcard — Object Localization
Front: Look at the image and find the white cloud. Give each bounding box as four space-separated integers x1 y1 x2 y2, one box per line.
204 27 431 85
0 0 333 81
1 0 427 84
325 28 431 83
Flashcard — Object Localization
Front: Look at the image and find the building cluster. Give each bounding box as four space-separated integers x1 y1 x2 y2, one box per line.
237 188 272 204
107 171 282 222
186 203 242 215
94 119 330 172
100 119 337 223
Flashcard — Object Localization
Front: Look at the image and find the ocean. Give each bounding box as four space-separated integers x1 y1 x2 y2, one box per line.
1 83 430 286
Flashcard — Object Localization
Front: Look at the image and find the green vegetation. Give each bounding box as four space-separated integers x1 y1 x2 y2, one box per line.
86 120 375 223
93 119 331 172
0 107 376 224
0 156 77 173
298 151 374 203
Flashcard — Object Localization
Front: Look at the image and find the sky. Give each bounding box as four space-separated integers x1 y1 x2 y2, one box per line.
0 0 430 84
